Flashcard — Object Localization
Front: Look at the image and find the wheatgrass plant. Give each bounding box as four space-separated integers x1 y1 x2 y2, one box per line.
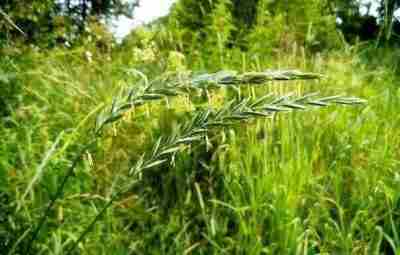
66 92 364 253
3 39 400 255
2 32 367 253
19 68 363 254
94 69 325 134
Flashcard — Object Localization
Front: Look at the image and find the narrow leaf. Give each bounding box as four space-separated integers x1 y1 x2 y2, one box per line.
142 159 168 170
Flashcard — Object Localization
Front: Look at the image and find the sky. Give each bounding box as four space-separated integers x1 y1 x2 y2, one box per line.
360 0 379 16
112 0 176 39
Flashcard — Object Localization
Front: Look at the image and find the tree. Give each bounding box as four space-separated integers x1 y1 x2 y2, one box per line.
231 0 259 28
62 0 139 31
204 0 235 65
165 0 218 52
0 0 56 44
377 0 400 42
331 0 400 43
0 0 139 46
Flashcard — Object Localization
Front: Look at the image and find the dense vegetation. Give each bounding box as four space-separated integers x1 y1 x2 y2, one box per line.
1 0 400 254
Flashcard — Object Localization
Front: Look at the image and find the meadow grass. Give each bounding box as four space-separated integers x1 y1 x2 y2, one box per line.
0 44 399 254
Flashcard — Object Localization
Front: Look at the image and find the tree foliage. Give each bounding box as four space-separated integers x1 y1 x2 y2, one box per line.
0 0 139 46
165 0 341 53
231 0 259 28
164 0 400 53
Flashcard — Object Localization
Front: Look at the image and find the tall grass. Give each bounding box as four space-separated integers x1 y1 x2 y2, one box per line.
1 44 399 254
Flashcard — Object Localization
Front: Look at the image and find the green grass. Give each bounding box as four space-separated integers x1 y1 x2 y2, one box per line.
1 44 400 255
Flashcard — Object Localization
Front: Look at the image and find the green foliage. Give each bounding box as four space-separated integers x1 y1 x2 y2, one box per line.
231 0 260 29
0 0 55 45
162 0 342 57
165 0 217 53
0 56 22 118
250 0 341 52
203 0 235 66
0 0 138 47
169 0 215 32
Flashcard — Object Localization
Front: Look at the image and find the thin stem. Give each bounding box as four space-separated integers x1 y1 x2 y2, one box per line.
65 179 140 254
25 140 96 254
0 8 26 36
65 198 114 255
